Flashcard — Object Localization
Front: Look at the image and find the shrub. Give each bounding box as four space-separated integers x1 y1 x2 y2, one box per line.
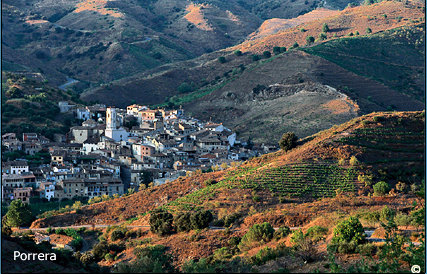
359 211 380 225
394 213 413 227
190 210 213 230
213 247 233 261
222 213 242 227
72 201 82 210
273 46 281 55
92 241 110 261
177 82 195 94
332 217 365 245
278 132 298 152
290 229 305 246
71 237 83 250
234 50 242 56
337 241 358 254
80 252 95 265
305 226 328 242
252 195 260 202
358 174 373 187
380 206 395 223
111 228 126 241
349 156 359 166
280 47 287 52
105 253 114 262
252 54 261 61
273 226 291 240
262 51 271 58
395 182 406 192
238 222 274 251
318 32 327 40
410 208 425 226
182 258 215 273
373 181 389 196
174 212 192 232
204 179 217 186
55 228 65 235
218 56 227 63
306 35 315 44
117 245 175 273
322 23 330 33
250 247 278 265
291 42 299 48
356 243 377 256
228 236 241 249
366 27 372 34
149 209 174 236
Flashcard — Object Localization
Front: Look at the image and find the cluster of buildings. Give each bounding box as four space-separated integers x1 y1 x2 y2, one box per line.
1 103 277 204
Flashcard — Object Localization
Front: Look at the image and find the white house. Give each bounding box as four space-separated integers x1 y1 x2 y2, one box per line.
82 143 100 155
76 107 90 121
39 182 55 201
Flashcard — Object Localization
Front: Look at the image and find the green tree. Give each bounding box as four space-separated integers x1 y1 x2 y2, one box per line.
92 241 110 261
332 216 365 245
218 56 227 63
318 32 327 41
273 46 281 55
177 82 195 94
4 200 33 227
234 50 242 56
190 210 213 230
252 54 261 61
238 222 274 251
262 51 271 58
149 209 174 236
380 206 395 223
306 36 315 45
111 228 126 241
291 42 299 48
174 212 192 232
373 181 389 196
278 132 298 152
322 23 330 33
273 226 291 240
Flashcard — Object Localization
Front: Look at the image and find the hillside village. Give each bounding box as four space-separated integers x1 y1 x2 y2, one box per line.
2 102 277 205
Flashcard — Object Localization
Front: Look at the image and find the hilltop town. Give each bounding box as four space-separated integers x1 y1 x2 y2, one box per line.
2 102 276 205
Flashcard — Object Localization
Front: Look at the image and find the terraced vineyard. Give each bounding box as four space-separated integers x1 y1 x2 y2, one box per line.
336 123 425 158
238 162 359 198
166 162 360 211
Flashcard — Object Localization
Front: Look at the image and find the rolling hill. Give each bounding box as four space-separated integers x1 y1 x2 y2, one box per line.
79 1 425 143
31 111 425 228
27 111 425 270
1 72 82 139
1 0 333 89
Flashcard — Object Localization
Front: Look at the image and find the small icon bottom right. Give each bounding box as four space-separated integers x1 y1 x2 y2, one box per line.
411 265 421 273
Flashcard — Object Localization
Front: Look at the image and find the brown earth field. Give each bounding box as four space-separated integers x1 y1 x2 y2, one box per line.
233 0 425 54
183 49 424 143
